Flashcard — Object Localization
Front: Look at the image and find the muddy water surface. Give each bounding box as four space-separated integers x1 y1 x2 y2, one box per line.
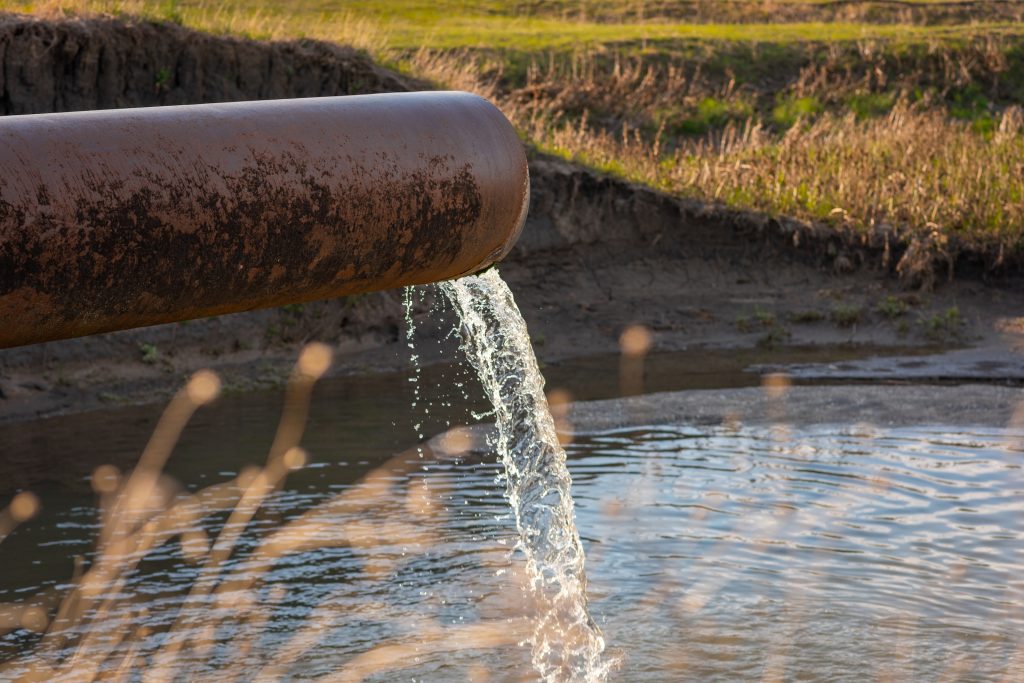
2 345 1018 680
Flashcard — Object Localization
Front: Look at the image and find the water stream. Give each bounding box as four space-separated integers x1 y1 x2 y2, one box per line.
440 270 610 682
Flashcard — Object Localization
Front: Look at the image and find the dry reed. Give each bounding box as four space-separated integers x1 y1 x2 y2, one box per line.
411 46 1024 261
0 343 531 682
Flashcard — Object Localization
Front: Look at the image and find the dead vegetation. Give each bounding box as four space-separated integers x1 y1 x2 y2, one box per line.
410 39 1024 285
0 347 535 681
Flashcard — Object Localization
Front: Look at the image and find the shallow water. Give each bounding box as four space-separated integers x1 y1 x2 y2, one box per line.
0 279 1016 680
3 418 1021 680
0 342 935 494
574 424 1024 681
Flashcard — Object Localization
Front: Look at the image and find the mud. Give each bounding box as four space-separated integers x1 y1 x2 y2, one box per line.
567 383 1024 431
1 13 1023 424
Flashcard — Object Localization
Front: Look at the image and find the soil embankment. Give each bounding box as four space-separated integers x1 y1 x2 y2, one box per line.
0 13 410 113
1 14 1022 424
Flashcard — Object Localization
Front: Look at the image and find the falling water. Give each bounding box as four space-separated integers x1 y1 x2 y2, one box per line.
440 269 611 682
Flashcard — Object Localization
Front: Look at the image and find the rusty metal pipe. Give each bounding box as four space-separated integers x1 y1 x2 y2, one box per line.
0 92 529 348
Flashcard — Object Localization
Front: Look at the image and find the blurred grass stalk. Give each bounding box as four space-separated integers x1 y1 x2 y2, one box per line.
0 343 528 682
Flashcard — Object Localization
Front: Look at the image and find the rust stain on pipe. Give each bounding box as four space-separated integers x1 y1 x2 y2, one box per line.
0 92 529 348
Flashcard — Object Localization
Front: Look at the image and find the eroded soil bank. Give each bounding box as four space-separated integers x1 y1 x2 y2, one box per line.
1 14 1023 424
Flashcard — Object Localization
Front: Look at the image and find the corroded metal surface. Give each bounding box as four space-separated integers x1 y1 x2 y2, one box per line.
0 92 529 347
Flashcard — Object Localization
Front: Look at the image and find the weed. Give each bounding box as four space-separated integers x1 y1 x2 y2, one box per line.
789 310 825 324
735 307 789 346
830 304 864 328
157 0 182 24
876 295 909 319
753 308 776 327
919 305 963 342
950 85 990 121
736 307 776 333
155 66 172 90
757 325 792 349
772 96 822 128
847 92 895 119
665 97 754 135
139 343 159 365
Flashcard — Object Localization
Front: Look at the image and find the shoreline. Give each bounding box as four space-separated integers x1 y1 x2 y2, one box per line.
1 14 1023 426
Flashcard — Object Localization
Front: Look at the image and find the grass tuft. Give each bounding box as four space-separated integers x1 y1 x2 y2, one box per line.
830 304 864 328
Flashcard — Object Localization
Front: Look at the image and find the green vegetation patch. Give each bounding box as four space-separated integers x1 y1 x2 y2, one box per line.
772 95 823 128
654 97 755 136
919 306 963 342
847 91 896 119
830 304 864 328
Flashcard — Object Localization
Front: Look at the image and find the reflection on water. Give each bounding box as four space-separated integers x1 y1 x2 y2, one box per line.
3 414 1022 680
0 341 934 494
574 425 1024 681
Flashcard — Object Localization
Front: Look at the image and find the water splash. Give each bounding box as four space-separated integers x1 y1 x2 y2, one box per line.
403 286 426 443
440 269 611 682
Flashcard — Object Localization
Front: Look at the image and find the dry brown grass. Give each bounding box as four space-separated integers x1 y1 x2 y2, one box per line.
411 45 1024 268
19 0 389 51
529 104 1024 236
0 344 534 682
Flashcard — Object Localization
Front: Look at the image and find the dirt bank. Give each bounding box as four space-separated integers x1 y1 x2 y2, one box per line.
567 383 1024 431
0 13 410 114
1 14 1023 425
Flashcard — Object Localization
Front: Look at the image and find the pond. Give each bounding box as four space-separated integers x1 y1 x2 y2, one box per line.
1 349 1020 680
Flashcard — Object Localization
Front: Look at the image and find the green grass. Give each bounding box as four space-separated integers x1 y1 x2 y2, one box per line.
9 1 1024 51
138 342 160 364
654 97 755 136
876 295 909 319
830 304 864 328
376 21 1020 51
772 95 823 127
789 309 825 324
919 305 963 341
847 92 896 119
